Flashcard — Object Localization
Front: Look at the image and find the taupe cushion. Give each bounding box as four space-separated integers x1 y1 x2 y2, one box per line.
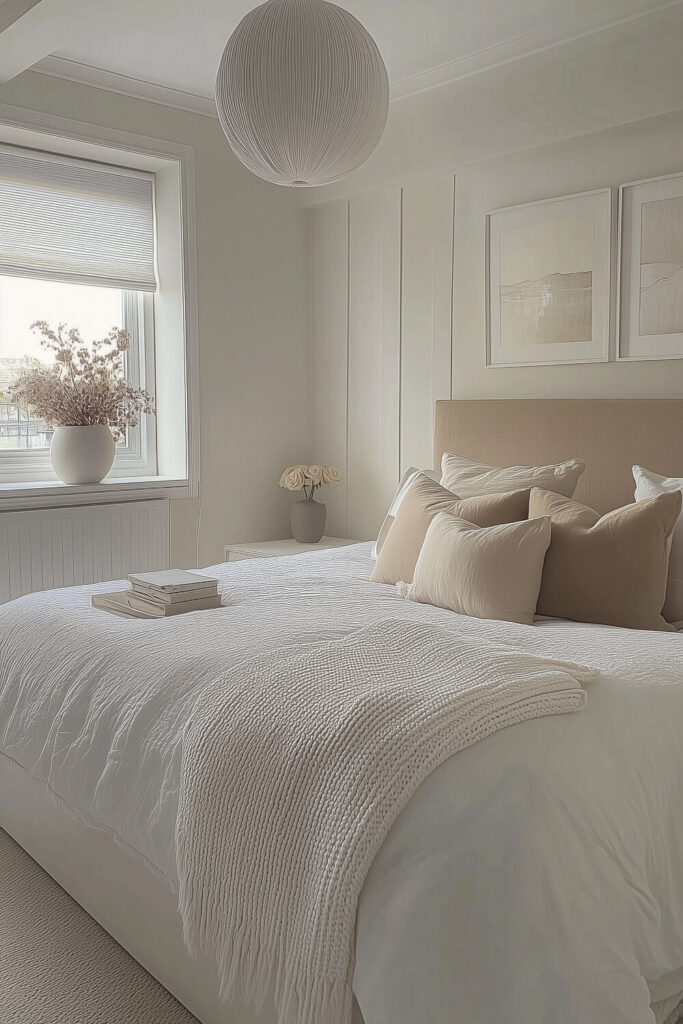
404 512 551 625
530 488 682 631
371 473 530 586
441 452 584 499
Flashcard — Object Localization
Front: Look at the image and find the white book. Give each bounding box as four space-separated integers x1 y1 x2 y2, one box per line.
127 592 222 617
92 591 151 618
91 592 141 618
93 589 222 618
131 582 218 605
128 569 219 594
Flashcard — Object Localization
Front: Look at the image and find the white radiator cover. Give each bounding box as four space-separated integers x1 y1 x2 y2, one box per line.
0 500 170 604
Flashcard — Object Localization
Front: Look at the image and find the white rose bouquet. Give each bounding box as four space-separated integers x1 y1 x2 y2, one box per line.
278 464 341 501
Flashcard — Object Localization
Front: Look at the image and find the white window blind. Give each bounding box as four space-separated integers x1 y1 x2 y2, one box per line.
0 146 157 292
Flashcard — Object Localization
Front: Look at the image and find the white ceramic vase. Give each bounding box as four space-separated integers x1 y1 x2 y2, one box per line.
50 424 115 485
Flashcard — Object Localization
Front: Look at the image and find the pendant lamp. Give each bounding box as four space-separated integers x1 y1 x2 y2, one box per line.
215 0 389 187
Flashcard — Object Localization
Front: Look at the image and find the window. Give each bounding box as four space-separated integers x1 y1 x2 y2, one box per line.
0 277 155 475
0 144 158 485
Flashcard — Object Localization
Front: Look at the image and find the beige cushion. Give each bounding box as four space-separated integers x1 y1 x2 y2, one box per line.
404 512 551 625
371 473 530 586
633 465 683 624
530 488 682 632
373 466 440 559
441 452 584 499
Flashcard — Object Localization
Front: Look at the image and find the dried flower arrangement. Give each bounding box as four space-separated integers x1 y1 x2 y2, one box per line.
8 321 155 441
278 464 341 500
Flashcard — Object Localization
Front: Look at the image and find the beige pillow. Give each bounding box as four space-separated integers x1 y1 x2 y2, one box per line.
404 512 551 625
633 465 683 625
441 452 584 499
530 488 682 632
371 473 530 585
373 466 440 559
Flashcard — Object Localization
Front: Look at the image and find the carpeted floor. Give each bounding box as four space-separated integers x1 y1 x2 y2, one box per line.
0 827 198 1024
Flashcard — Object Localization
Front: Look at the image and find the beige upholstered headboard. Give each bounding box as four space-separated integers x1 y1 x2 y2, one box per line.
434 399 683 513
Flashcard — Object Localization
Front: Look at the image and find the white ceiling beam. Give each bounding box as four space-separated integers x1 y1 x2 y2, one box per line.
0 0 85 83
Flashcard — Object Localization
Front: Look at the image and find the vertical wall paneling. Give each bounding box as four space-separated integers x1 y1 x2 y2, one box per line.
310 174 455 540
400 177 455 473
312 202 349 537
346 188 402 540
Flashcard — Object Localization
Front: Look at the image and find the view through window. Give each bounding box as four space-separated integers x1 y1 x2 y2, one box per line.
0 275 126 451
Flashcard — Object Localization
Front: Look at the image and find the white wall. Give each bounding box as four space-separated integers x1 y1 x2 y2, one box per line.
313 4 683 204
6 6 683 555
452 111 683 402
0 70 312 566
310 7 683 540
312 176 454 539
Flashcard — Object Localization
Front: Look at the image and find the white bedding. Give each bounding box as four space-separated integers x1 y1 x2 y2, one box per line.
176 619 590 1024
1 543 682 1024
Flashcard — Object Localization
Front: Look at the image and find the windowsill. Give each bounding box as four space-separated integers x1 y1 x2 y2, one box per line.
0 476 193 512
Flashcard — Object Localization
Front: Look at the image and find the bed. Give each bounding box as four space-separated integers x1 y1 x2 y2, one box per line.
1 399 683 1024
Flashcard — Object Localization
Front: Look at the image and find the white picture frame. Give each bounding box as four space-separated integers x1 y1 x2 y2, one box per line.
618 172 683 361
486 189 612 367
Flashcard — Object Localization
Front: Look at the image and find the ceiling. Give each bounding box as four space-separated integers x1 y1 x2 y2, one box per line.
2 0 679 112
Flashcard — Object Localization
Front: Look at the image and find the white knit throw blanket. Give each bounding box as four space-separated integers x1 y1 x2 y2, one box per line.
176 618 594 1024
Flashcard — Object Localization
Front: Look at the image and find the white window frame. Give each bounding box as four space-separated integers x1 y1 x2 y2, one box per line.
0 104 200 512
115 290 157 476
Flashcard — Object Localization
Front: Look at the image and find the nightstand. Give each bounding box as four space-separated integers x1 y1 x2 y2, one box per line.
224 537 357 562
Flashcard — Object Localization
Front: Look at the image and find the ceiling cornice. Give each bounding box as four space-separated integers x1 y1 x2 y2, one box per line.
390 0 683 100
33 55 218 117
32 0 683 117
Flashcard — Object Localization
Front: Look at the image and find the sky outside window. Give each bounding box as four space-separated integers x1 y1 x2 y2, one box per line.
0 276 122 363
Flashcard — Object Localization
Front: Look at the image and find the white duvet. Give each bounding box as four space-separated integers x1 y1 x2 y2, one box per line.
1 543 682 1024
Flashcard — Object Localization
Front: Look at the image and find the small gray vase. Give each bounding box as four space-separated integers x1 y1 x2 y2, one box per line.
291 497 326 543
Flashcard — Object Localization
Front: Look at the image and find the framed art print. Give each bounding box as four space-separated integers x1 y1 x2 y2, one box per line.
619 172 683 360
487 189 612 367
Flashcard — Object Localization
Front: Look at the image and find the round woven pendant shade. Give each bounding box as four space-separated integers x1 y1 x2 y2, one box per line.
215 0 389 187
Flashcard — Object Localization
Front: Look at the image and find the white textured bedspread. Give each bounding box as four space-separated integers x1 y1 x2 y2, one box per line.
176 618 590 1024
1 543 683 1024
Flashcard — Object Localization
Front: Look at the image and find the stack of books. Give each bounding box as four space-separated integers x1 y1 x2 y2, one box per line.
92 569 221 619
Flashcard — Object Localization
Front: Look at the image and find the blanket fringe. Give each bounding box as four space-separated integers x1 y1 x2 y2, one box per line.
181 877 353 1024
183 907 349 1024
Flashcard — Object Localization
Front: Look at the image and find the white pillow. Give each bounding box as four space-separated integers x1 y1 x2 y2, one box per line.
440 452 585 499
372 466 440 559
633 465 683 624
402 512 551 625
